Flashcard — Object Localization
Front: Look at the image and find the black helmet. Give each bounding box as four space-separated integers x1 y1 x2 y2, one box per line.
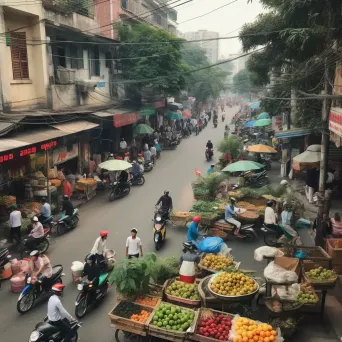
266 200 274 207
85 253 95 262
230 197 237 204
182 242 197 253
164 190 169 195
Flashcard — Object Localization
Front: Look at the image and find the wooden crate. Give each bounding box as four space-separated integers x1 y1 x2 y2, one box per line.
325 239 342 273
133 295 162 309
108 301 153 336
192 308 234 342
301 261 337 289
147 302 199 342
211 221 234 231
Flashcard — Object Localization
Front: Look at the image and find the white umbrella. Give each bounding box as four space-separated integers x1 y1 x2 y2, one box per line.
98 160 132 171
292 145 321 171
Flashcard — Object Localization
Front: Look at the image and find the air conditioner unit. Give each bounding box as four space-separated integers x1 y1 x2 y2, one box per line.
56 67 76 84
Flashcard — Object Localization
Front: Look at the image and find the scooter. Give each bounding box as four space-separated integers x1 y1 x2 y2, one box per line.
75 273 109 318
28 317 81 342
162 141 177 150
129 172 145 186
214 121 218 128
262 224 301 247
153 209 167 251
205 148 213 161
109 182 131 201
232 170 269 190
212 219 258 242
144 161 153 172
19 229 50 258
17 265 64 314
54 209 80 236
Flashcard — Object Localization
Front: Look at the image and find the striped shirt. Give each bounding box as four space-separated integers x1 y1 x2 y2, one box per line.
332 219 342 236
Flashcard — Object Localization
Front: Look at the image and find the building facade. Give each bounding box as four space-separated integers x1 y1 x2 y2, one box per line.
183 30 219 64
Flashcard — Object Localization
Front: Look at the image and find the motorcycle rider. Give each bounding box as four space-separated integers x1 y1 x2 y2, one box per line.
155 191 173 220
62 195 74 225
187 216 201 242
117 170 129 193
82 254 101 304
40 197 51 223
91 231 108 268
29 250 52 291
225 198 242 237
206 140 213 150
131 160 141 179
47 283 75 342
264 200 281 235
27 216 45 250
207 164 215 174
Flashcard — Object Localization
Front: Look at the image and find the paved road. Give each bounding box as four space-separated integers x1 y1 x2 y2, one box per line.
0 106 262 341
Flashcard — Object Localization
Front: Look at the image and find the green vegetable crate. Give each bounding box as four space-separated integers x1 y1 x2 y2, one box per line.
147 301 199 342
108 301 153 336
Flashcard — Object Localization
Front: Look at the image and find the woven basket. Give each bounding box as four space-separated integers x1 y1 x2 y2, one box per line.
239 211 259 222
302 261 337 288
207 228 229 240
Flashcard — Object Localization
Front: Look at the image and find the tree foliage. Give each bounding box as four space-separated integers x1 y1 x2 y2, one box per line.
217 136 244 161
116 23 188 103
232 69 259 95
239 0 342 127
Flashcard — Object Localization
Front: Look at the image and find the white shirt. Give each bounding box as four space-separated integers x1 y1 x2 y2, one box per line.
41 203 51 217
126 236 142 255
32 256 53 278
264 207 277 225
120 140 127 149
91 236 106 255
10 210 22 228
150 146 157 156
48 295 73 322
139 164 144 173
31 222 44 238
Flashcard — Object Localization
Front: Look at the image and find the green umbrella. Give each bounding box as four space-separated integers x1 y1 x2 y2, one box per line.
222 160 264 173
135 124 154 135
253 118 272 127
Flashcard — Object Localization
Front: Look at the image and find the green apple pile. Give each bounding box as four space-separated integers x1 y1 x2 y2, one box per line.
165 281 200 300
151 303 195 331
305 266 336 281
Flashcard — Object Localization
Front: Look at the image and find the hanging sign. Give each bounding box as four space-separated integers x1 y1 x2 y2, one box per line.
52 143 79 165
329 108 342 137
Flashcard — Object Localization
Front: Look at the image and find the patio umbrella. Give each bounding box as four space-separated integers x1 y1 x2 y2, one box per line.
249 102 260 110
292 144 321 171
167 112 182 120
98 160 132 171
222 160 264 173
135 124 154 135
257 112 270 120
253 119 272 127
247 144 277 153
245 120 256 128
182 110 191 118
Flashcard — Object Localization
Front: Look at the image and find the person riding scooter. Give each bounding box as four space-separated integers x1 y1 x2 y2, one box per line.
225 198 243 237
82 254 101 305
155 191 173 220
29 250 53 291
91 231 108 270
26 216 45 250
187 216 201 242
47 283 75 342
62 195 74 225
264 200 282 236
117 170 129 192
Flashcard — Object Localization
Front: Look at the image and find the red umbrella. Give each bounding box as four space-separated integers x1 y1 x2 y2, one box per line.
182 110 191 118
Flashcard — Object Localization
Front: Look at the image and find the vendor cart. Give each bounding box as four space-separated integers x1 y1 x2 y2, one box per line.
75 178 97 201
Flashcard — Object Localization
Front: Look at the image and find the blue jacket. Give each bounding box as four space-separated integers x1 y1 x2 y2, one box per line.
187 221 200 242
225 205 236 220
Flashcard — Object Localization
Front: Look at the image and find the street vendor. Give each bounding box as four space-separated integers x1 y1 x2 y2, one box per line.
187 216 201 242
179 242 200 283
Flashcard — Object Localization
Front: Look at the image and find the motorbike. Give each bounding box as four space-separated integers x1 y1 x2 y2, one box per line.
222 116 225 122
262 223 301 247
259 157 272 170
17 265 64 314
129 172 145 186
109 181 131 201
153 209 167 250
19 229 51 258
205 148 213 161
213 121 218 128
144 161 153 172
54 209 80 236
38 214 54 229
162 140 178 150
212 219 258 242
75 273 109 318
28 317 81 342
232 170 269 189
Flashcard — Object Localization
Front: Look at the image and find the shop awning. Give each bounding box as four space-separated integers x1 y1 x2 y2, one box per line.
51 120 99 133
139 107 156 116
275 128 312 139
0 116 26 137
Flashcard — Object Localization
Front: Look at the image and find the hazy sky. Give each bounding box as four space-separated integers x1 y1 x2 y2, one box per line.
177 0 264 56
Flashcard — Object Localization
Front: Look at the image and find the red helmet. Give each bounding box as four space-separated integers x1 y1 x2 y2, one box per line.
100 230 109 237
51 283 65 294
192 216 201 223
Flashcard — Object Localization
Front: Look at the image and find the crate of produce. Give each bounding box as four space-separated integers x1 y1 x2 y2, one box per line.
238 210 260 223
198 254 239 274
296 283 319 306
76 178 97 191
265 298 303 317
302 261 337 289
293 246 331 263
134 295 162 309
192 308 234 342
164 278 201 307
189 212 220 225
170 212 191 226
207 228 229 241
108 301 153 336
211 220 234 232
147 302 199 341
325 239 342 273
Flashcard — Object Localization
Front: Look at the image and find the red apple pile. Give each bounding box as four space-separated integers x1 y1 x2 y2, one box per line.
197 314 232 340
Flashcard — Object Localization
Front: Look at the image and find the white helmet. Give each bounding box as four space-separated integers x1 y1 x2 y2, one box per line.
280 180 288 186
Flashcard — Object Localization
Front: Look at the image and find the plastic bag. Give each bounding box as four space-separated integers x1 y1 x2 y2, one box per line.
254 246 284 262
264 261 298 283
198 237 223 254
272 283 300 300
71 261 84 276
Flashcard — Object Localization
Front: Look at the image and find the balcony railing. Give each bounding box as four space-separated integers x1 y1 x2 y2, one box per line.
43 0 94 18
121 0 167 30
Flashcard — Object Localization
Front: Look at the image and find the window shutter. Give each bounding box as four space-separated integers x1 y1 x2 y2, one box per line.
11 32 29 80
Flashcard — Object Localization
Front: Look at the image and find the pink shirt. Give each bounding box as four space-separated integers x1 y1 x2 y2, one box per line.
332 219 342 236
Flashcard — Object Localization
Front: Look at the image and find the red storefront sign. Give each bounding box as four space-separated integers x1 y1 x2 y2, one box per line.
329 109 342 137
0 140 57 164
113 112 139 128
154 100 165 109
